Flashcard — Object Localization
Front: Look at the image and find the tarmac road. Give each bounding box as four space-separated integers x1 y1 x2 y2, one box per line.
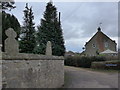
63 66 119 88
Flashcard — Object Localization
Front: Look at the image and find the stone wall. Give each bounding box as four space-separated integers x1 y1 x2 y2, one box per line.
1 28 64 88
2 60 64 88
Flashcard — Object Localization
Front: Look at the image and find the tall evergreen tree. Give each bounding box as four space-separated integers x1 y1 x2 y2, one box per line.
19 3 36 53
34 1 65 56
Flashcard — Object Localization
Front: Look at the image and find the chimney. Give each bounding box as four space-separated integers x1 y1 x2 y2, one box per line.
97 27 101 32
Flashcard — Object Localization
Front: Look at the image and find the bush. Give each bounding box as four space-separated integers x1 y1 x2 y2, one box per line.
77 57 92 68
64 56 106 68
64 56 77 66
91 56 106 62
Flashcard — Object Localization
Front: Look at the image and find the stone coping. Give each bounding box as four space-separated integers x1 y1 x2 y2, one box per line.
1 52 64 60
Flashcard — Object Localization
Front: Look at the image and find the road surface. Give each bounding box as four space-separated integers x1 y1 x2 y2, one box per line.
63 66 118 88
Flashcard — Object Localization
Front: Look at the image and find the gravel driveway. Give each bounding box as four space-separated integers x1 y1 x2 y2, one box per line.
63 66 118 88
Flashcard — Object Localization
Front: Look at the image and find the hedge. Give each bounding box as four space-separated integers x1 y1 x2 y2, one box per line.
64 56 106 68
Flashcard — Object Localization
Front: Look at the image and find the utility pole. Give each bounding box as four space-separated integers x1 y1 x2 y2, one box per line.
59 12 61 25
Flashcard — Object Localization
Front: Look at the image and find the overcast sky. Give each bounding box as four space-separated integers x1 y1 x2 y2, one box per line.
6 1 118 52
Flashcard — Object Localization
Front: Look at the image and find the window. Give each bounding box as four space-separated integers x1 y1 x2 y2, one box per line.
92 44 96 48
104 42 108 47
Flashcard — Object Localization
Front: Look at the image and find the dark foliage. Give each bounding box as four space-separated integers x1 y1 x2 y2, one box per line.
19 3 36 53
0 1 16 11
34 2 65 56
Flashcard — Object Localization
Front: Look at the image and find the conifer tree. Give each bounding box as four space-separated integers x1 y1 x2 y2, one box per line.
34 1 65 56
19 3 36 53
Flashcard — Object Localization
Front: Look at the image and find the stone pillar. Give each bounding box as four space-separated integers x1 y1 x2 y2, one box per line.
0 44 2 52
46 41 52 56
0 44 2 60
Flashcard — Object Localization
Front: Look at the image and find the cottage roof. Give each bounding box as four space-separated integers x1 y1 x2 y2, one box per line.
85 27 116 46
100 49 117 54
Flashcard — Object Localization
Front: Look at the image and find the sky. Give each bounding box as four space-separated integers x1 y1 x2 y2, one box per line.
6 1 118 53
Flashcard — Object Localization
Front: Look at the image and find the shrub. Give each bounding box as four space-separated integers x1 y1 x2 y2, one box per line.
64 56 77 66
64 56 106 68
77 57 92 68
91 56 106 62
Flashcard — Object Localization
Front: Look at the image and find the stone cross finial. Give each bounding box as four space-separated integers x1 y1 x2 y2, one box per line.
46 41 52 56
5 28 19 55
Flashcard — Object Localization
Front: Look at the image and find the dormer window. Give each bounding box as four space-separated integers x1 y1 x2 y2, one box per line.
92 44 96 48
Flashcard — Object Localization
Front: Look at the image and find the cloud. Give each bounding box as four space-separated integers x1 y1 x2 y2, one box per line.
65 37 91 52
58 2 118 52
7 2 118 52
62 21 84 40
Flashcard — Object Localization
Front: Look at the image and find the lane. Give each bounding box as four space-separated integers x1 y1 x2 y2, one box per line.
63 66 118 88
